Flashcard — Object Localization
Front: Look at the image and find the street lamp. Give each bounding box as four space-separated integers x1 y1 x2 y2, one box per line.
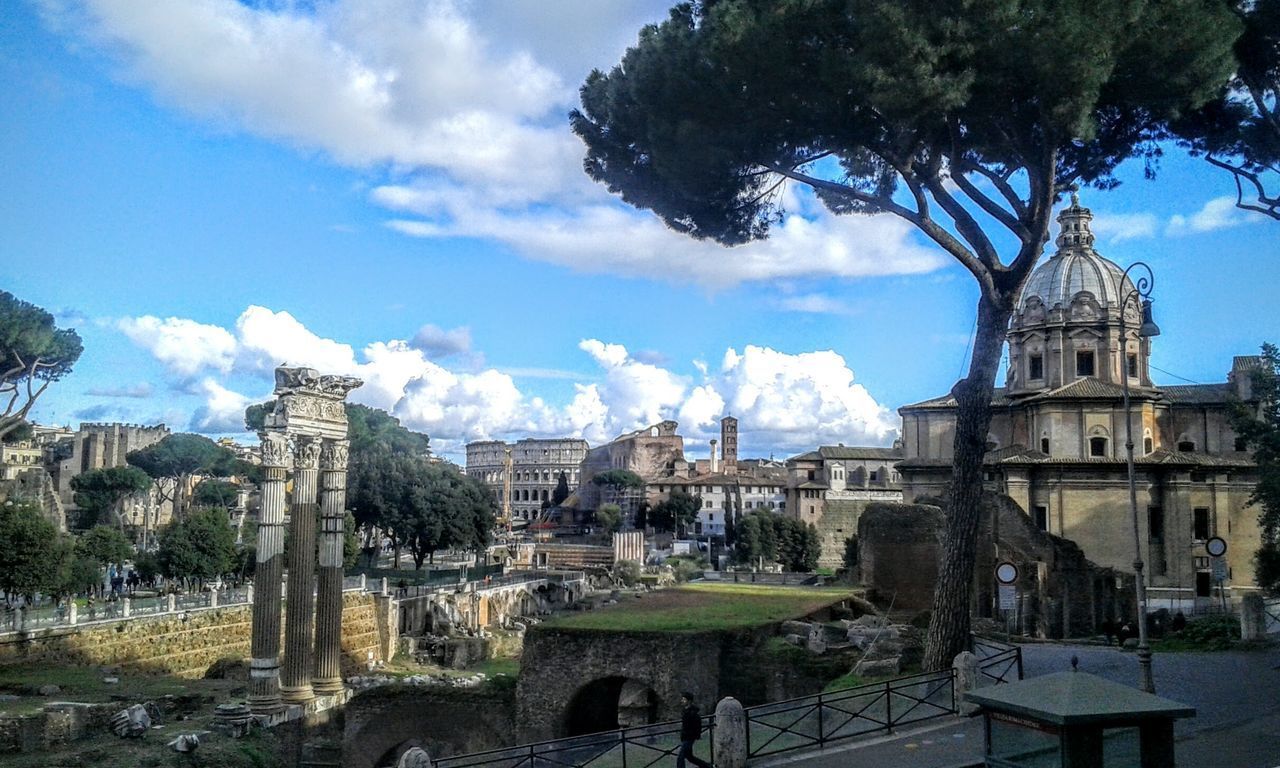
1119 261 1160 693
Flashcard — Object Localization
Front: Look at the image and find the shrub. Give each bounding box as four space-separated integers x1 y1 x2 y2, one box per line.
614 560 641 587
1159 613 1241 651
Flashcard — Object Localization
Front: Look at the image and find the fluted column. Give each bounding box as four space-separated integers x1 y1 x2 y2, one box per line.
313 439 349 695
249 432 289 715
281 436 321 704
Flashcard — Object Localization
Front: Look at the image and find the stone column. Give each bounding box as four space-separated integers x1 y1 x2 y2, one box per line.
249 432 289 715
281 436 321 704
313 439 349 695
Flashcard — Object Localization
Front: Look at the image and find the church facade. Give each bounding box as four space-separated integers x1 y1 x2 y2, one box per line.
898 198 1262 611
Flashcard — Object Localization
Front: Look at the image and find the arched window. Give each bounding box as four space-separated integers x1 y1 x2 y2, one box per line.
1143 429 1154 455
1040 436 1050 454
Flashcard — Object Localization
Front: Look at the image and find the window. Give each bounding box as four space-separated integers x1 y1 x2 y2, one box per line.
703 485 712 493
1040 437 1050 454
869 469 879 482
1178 441 1196 452
1195 571 1212 598
1127 353 1138 377
1144 437 1153 454
744 501 752 509
1089 437 1108 457
1076 350 1095 376
708 513 715 522
1029 354 1044 380
1193 508 1210 540
705 500 713 509
1033 506 1048 531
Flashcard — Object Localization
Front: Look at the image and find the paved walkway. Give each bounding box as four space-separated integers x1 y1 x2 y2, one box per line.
763 642 1280 768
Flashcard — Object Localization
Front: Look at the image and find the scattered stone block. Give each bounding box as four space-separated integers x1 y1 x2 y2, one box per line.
109 704 151 738
397 746 432 768
168 733 200 752
37 685 61 696
852 657 900 677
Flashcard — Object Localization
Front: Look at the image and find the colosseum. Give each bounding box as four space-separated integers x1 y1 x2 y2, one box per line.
465 438 589 521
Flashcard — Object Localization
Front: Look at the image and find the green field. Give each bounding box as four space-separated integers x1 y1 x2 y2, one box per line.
542 583 855 632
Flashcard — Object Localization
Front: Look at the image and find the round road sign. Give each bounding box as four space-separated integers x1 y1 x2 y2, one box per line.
1206 537 1228 557
995 562 1019 585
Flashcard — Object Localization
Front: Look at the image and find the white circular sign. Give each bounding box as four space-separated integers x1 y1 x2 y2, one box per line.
995 562 1019 585
1205 537 1228 557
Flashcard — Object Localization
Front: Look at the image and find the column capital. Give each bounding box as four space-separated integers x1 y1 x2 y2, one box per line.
320 440 350 472
295 436 323 471
260 432 291 469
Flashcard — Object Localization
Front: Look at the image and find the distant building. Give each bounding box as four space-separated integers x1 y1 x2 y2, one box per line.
784 445 904 568
897 198 1262 610
46 422 172 531
466 437 589 521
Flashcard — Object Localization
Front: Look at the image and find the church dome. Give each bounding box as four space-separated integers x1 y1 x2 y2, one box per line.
1019 196 1135 312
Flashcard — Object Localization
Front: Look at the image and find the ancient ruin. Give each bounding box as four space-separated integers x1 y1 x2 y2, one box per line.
249 366 362 715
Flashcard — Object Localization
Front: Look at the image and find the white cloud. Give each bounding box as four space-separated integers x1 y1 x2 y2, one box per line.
44 0 946 288
116 315 237 376
1090 211 1159 242
1166 196 1256 236
774 293 855 315
189 378 254 434
120 306 897 457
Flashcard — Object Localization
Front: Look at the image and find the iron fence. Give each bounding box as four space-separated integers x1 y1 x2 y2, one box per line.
971 636 1023 685
434 717 713 768
427 636 1022 768
1265 598 1280 635
744 669 956 759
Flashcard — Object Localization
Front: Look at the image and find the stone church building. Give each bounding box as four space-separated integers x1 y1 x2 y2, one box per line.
898 198 1262 612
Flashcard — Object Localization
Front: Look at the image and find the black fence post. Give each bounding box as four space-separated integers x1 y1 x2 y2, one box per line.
816 691 825 746
883 680 892 733
620 728 628 768
1016 647 1024 680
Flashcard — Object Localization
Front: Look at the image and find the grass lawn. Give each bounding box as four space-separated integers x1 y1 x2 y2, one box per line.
542 583 856 633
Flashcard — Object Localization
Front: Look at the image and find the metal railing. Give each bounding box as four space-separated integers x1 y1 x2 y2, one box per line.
745 669 956 759
433 639 1023 768
1 578 367 635
1265 598 1280 635
972 636 1024 685
435 717 712 768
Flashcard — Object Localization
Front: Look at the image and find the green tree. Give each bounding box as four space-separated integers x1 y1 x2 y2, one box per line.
343 511 361 571
54 540 103 599
842 536 859 578
70 465 152 528
0 500 64 600
650 487 702 534
572 0 1239 671
156 508 236 587
1176 0 1279 220
127 434 238 521
80 525 133 568
191 478 241 510
552 471 571 507
596 503 624 534
0 291 84 439
1231 343 1280 594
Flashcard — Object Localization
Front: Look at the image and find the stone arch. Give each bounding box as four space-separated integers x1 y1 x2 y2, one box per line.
564 676 660 736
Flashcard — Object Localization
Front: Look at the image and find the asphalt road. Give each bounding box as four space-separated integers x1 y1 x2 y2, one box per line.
759 642 1280 768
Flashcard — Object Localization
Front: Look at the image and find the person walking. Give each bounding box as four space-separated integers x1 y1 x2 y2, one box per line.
677 692 712 768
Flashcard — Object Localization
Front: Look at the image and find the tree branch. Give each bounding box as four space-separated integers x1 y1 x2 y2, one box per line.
919 174 1002 270
1208 154 1280 220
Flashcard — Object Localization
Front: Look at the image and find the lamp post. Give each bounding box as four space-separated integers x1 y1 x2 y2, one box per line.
1119 261 1161 694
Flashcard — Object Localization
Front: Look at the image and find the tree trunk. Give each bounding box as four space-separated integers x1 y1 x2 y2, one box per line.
922 294 1012 671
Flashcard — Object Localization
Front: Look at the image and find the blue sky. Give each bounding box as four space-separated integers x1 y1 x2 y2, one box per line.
3 1 1278 461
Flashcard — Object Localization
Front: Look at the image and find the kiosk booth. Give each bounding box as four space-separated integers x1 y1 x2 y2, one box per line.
965 670 1195 768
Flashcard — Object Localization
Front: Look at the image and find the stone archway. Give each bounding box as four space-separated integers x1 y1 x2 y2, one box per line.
564 676 659 736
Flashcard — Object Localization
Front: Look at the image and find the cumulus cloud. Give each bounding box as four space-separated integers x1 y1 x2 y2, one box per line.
44 0 945 288
1090 211 1159 242
1166 196 1258 236
117 307 898 457
189 378 254 434
410 324 473 359
117 315 237 376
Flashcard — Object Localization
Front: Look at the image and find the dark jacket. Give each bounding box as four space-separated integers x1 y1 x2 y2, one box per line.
681 704 702 742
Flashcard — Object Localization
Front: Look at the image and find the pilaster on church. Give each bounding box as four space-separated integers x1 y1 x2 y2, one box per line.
248 367 361 716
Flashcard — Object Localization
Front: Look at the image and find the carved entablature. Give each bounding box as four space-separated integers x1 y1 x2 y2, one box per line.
260 432 292 469
265 366 364 439
294 437 323 470
320 440 350 472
